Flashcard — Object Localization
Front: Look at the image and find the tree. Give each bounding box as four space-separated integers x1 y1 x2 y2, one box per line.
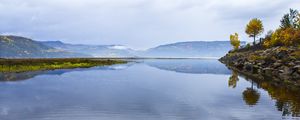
280 9 299 29
243 88 260 106
228 71 239 88
245 18 264 45
242 81 260 106
297 13 300 29
230 33 241 50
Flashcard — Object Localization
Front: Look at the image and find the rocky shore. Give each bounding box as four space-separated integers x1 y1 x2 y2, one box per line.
219 46 300 87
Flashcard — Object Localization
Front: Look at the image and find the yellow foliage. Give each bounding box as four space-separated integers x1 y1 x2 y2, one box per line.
230 33 240 50
245 18 264 44
263 28 300 47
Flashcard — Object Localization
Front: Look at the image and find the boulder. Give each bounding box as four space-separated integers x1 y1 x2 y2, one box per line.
288 62 296 66
293 65 300 69
244 62 253 72
263 68 273 75
283 66 293 75
276 50 288 59
292 72 300 79
273 62 282 68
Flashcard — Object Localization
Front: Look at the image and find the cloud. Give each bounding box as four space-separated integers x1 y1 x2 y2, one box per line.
0 0 298 49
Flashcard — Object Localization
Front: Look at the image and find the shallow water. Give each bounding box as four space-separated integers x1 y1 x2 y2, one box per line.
0 59 299 120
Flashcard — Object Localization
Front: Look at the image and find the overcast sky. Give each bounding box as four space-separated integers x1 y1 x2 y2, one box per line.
0 0 299 49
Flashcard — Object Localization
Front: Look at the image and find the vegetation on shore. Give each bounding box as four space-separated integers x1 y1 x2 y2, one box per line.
226 8 300 61
0 58 127 73
228 8 300 51
223 8 300 86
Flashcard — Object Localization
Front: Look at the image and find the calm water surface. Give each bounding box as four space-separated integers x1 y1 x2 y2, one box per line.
0 59 299 120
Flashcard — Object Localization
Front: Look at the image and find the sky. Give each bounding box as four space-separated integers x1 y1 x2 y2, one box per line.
0 0 299 50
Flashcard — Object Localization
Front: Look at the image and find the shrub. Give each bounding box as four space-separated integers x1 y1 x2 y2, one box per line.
230 33 240 50
263 28 300 47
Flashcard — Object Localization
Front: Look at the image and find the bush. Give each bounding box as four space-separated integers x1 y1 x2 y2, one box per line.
263 28 300 48
230 33 240 50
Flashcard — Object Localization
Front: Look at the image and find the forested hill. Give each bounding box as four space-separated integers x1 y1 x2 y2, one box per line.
0 35 241 58
0 35 89 58
143 41 245 58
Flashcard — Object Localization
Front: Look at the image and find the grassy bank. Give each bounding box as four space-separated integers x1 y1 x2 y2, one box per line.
0 58 127 73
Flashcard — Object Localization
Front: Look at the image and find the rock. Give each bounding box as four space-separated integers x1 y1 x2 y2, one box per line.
283 66 293 75
295 61 300 64
257 62 262 66
263 68 273 75
288 62 296 66
292 72 300 79
234 63 244 69
279 70 284 73
276 50 288 59
293 65 300 69
244 62 253 72
221 46 300 83
273 62 282 68
253 65 260 69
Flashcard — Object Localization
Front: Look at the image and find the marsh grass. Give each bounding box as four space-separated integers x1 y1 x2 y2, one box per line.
0 58 127 73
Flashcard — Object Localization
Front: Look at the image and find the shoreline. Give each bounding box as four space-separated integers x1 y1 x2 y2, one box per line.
0 57 219 73
1 57 220 60
0 58 127 73
219 46 300 87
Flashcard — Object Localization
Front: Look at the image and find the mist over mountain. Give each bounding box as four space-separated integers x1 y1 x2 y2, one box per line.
42 41 239 58
40 41 137 57
0 35 239 58
142 41 244 58
0 36 89 58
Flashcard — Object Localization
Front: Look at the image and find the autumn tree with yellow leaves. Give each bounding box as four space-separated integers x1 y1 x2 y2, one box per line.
230 33 240 50
245 18 264 45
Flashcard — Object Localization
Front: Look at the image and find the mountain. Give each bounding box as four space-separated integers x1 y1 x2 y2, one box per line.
142 41 245 58
41 40 240 58
0 35 90 58
41 41 137 57
1 35 240 58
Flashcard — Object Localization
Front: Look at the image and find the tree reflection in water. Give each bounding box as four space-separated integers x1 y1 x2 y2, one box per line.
228 70 300 117
228 71 239 88
242 87 260 106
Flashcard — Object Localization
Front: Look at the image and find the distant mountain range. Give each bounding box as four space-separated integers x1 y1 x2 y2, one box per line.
0 36 89 58
40 41 137 57
0 35 243 58
143 41 242 58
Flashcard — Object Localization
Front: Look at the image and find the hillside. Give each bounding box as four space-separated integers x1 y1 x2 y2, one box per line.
0 36 89 58
41 41 237 58
41 41 137 57
0 35 238 58
143 41 245 58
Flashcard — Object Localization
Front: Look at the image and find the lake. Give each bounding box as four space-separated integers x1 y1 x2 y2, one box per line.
0 59 299 120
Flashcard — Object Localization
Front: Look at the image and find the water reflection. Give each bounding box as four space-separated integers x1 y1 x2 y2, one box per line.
0 63 133 82
228 71 239 88
242 86 260 106
144 59 231 74
228 70 300 117
0 59 300 119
